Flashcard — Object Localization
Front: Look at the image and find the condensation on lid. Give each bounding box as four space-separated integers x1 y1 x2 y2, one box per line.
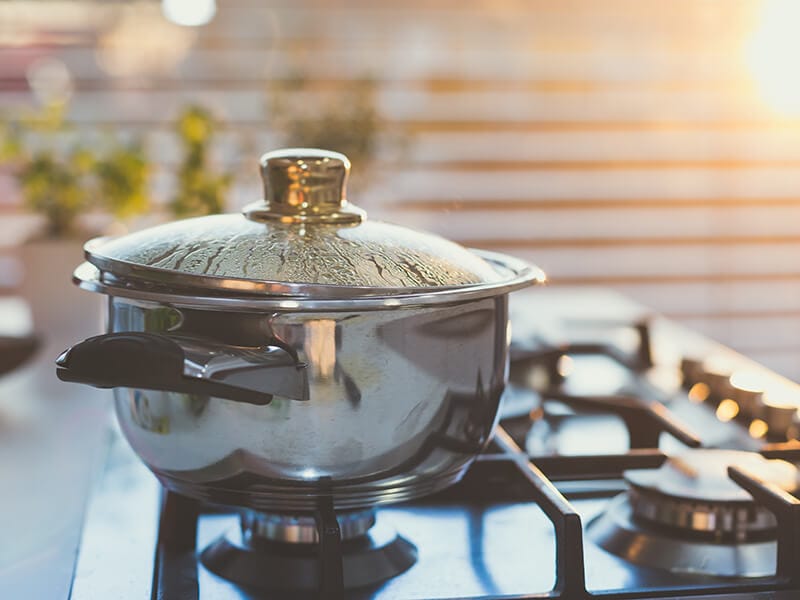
87 213 504 290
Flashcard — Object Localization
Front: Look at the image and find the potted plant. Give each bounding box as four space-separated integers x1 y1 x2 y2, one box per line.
169 105 233 217
1 102 150 341
3 103 151 237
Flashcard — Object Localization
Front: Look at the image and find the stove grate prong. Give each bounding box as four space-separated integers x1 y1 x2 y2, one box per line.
728 465 800 586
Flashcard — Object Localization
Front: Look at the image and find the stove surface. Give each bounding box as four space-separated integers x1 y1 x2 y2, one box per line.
57 289 800 598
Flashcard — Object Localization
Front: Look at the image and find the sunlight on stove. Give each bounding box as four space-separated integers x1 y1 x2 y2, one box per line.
562 356 634 397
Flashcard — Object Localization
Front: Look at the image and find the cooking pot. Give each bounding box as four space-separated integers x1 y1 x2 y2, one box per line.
56 148 544 511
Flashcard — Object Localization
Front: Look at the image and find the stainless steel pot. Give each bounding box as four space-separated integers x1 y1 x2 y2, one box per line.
56 148 543 511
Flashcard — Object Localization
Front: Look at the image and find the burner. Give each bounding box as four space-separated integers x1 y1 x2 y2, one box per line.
588 449 799 577
200 510 417 593
242 508 377 544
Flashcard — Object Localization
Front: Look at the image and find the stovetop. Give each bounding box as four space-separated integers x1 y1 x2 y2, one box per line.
65 289 800 599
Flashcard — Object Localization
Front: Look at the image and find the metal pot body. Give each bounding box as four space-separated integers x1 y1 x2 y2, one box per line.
107 293 509 511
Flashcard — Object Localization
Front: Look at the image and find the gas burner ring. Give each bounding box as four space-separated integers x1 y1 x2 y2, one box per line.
588 493 776 578
241 507 376 544
628 485 776 542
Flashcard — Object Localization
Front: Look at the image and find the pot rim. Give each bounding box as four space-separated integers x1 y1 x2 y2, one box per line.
84 236 533 299
73 249 545 311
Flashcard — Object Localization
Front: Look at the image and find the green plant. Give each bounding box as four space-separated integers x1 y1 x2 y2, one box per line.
1 102 150 238
169 106 232 217
18 149 93 238
94 142 149 220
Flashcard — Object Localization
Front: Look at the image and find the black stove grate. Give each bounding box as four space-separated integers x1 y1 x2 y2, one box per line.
150 426 800 600
507 318 703 451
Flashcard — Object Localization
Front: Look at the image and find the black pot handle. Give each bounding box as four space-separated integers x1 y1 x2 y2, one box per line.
56 332 309 406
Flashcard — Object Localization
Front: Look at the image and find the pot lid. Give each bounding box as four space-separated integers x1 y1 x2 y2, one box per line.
85 148 522 298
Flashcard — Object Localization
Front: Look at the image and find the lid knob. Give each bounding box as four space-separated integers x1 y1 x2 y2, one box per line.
244 148 366 224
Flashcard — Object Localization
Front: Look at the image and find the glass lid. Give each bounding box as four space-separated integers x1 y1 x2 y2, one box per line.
85 148 510 297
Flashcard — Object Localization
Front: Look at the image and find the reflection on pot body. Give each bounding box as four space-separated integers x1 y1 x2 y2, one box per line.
111 295 507 511
304 319 337 379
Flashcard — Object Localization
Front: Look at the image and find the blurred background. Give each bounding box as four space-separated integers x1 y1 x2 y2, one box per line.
3 0 800 379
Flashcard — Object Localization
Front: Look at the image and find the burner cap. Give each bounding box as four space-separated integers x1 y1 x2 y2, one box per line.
625 449 797 502
241 508 376 544
624 449 799 540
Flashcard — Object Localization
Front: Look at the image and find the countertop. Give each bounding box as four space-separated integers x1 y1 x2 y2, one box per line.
0 248 110 600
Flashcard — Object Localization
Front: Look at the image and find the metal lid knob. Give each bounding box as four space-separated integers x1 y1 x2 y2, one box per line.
244 148 366 225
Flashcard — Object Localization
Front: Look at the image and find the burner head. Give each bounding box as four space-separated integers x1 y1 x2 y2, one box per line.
589 449 800 578
625 449 798 542
201 510 417 593
241 508 376 544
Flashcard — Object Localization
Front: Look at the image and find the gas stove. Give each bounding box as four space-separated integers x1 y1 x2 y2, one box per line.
66 289 800 599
